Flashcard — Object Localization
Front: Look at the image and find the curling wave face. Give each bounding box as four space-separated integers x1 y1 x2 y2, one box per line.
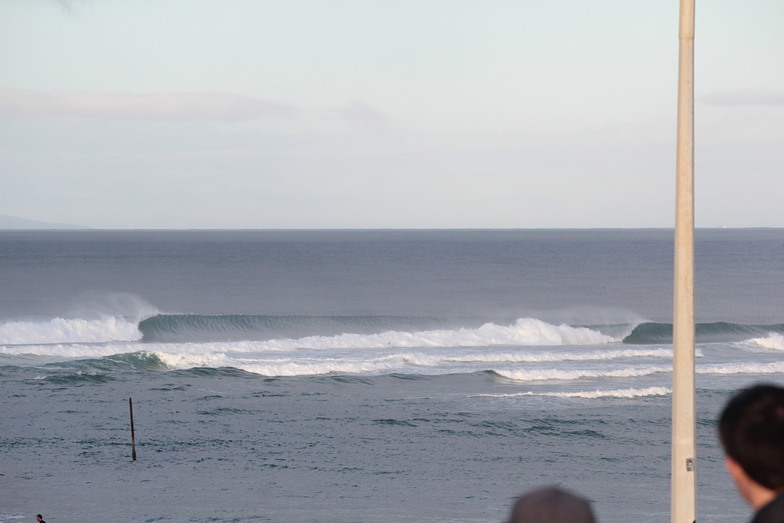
2 314 783 381
0 316 143 345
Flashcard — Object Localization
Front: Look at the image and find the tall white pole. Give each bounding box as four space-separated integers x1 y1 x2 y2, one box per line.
672 0 696 522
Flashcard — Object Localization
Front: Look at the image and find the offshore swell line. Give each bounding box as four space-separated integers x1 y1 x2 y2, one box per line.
3 313 783 383
3 313 784 348
8 342 784 381
1 314 622 346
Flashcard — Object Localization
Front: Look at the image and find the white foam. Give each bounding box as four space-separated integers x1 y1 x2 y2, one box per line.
0 316 615 353
251 318 615 350
698 361 784 375
154 351 409 376
0 317 142 345
0 342 139 359
149 344 672 377
478 386 671 399
442 347 674 363
0 339 287 359
550 386 671 399
745 333 784 351
1 330 667 378
494 365 671 382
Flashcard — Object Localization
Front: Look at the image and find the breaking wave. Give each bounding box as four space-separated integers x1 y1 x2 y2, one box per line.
494 365 672 382
745 333 784 351
623 321 784 344
3 315 616 349
8 313 780 349
0 317 142 345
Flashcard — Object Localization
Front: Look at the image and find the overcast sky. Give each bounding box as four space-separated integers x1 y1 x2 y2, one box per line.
1 0 782 229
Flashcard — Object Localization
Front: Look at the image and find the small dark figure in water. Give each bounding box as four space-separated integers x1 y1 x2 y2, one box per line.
36 515 46 523
506 485 596 523
719 383 784 523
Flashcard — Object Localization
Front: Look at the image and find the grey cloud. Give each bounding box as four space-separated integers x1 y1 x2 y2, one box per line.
0 90 297 121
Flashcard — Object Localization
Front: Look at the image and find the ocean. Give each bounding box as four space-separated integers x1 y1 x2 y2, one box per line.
1 229 782 523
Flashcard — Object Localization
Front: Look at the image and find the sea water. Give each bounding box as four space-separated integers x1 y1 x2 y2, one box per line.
1 229 782 523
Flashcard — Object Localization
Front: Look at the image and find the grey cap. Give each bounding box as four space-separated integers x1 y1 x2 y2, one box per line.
507 486 596 523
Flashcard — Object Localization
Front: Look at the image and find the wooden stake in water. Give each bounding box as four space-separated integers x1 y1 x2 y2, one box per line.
129 397 137 461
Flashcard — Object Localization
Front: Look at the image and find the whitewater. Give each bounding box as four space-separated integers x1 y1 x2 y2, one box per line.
1 228 782 522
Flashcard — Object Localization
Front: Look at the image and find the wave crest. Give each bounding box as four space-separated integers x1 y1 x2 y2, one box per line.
250 318 615 350
479 386 671 399
494 365 671 382
0 317 142 345
137 314 617 347
746 333 784 351
624 321 784 344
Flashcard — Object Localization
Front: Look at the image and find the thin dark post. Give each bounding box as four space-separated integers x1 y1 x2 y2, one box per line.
129 397 137 461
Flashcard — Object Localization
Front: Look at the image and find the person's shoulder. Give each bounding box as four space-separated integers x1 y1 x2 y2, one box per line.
751 494 784 523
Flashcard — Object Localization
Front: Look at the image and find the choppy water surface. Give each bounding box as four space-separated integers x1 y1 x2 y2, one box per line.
1 229 782 522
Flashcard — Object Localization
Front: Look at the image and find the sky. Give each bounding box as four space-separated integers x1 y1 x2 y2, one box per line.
1 0 782 229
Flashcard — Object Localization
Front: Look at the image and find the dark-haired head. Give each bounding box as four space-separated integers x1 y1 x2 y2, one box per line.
507 486 595 523
718 383 784 491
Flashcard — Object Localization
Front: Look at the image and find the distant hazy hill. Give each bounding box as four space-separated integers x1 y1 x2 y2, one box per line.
0 214 89 230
